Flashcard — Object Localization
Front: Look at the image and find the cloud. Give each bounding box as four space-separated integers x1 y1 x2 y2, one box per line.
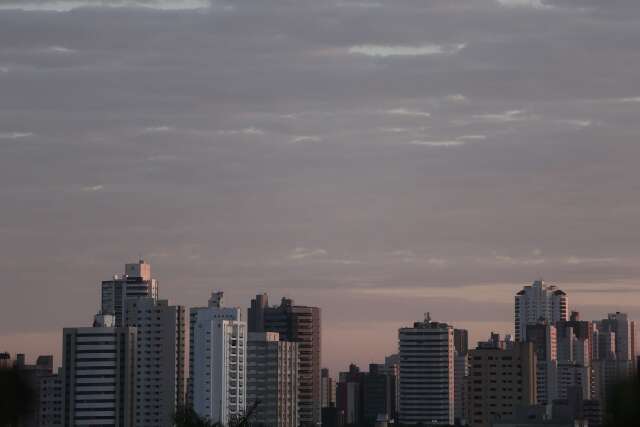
470 109 534 123
379 127 411 133
81 185 104 192
291 135 322 143
289 247 328 260
141 125 173 133
0 1 209 11
337 1 383 9
557 119 591 128
325 258 363 265
385 108 431 118
613 97 640 103
217 127 265 136
492 254 546 266
391 249 416 258
0 66 8 73
0 132 34 139
146 154 178 162
445 94 469 103
565 256 618 265
458 134 487 140
496 0 553 9
391 250 416 263
410 140 465 147
46 46 77 54
348 43 466 58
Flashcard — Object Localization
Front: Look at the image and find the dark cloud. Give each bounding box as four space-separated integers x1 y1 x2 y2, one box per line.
2 0 640 371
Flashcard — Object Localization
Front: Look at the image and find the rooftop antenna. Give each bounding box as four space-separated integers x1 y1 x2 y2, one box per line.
424 312 431 323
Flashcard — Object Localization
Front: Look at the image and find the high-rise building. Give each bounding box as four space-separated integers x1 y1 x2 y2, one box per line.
189 292 247 424
0 352 12 368
454 351 469 425
248 293 269 333
466 339 537 427
556 314 592 367
39 370 63 427
321 368 336 408
398 314 454 426
557 363 590 401
477 332 514 350
600 312 635 361
515 280 568 342
453 328 469 425
383 354 400 422
334 362 398 426
362 364 396 425
454 329 469 355
5 354 56 427
247 332 299 427
249 295 322 426
555 313 592 401
62 313 137 427
591 312 636 408
101 260 158 326
526 323 558 405
336 364 363 426
125 297 185 427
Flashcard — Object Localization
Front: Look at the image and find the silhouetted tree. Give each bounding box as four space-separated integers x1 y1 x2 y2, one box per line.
174 406 221 427
604 376 640 427
0 368 37 427
174 400 260 427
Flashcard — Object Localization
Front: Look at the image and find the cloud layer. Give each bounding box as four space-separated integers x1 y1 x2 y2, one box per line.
2 0 640 372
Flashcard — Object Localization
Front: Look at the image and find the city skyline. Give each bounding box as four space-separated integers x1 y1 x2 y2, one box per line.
3 259 638 376
4 0 640 381
2 258 636 426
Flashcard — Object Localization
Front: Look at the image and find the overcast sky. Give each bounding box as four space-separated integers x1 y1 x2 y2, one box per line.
2 0 640 373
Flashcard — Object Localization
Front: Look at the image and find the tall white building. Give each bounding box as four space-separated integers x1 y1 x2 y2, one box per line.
62 313 136 427
515 280 568 342
101 260 158 326
125 297 185 427
189 292 247 424
398 314 454 426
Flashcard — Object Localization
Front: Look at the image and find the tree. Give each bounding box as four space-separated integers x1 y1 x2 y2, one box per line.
0 368 37 427
174 400 260 427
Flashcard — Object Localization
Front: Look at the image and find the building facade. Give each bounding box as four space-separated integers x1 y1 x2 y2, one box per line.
190 292 247 424
362 364 396 425
125 297 185 427
398 315 454 426
101 260 158 326
249 294 322 426
454 328 469 425
515 280 568 342
40 371 63 427
466 340 537 427
526 323 558 405
247 332 299 427
591 312 636 407
62 314 136 427
321 368 336 409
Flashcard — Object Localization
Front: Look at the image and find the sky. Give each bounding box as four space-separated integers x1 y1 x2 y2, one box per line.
1 0 640 374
